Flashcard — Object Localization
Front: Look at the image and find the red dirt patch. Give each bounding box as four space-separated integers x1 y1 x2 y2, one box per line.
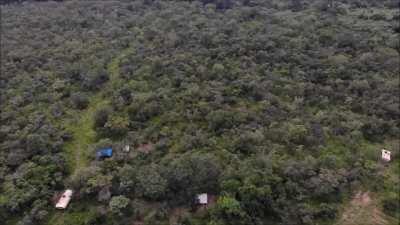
136 143 154 154
353 191 371 206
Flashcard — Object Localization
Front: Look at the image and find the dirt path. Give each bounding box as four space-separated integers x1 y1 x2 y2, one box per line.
46 46 135 225
336 191 389 225
64 45 135 175
63 96 109 175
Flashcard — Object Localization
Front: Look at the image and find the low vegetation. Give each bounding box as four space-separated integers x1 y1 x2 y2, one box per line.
0 0 398 225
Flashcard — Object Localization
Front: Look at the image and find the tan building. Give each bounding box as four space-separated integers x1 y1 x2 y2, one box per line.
55 189 73 209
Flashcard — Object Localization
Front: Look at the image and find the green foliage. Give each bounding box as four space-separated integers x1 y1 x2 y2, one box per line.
163 153 221 204
210 196 250 225
54 208 98 225
109 196 130 216
70 92 89 110
1 1 399 225
136 165 168 201
382 192 400 217
104 115 129 137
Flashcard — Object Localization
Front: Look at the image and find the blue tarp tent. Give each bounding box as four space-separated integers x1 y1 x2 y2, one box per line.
96 148 113 158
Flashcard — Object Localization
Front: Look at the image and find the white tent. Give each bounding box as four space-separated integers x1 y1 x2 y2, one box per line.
55 189 73 209
196 193 208 205
381 149 391 162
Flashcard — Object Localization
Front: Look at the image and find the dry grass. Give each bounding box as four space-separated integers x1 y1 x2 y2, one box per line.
336 191 396 225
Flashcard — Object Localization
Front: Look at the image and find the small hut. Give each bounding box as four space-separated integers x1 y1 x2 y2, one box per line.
381 149 391 162
196 193 208 205
55 189 73 209
123 145 130 153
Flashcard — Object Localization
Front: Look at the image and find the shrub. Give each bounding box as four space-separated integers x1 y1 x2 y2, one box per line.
382 192 400 217
109 195 131 216
70 92 89 110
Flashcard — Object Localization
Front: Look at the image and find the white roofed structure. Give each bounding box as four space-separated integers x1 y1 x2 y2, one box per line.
123 145 130 152
55 189 73 209
196 193 208 205
381 149 391 162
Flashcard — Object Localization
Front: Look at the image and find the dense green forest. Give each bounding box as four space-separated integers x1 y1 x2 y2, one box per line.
0 0 399 225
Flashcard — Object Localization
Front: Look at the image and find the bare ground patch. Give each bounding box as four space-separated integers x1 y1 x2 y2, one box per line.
336 191 389 225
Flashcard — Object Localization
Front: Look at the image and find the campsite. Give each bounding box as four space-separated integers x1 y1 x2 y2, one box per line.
0 1 399 225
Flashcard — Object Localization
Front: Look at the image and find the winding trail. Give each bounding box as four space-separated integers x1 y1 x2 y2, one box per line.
46 46 135 225
63 96 109 175
65 46 135 175
336 191 389 225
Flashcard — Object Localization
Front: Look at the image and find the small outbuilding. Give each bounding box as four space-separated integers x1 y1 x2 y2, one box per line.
55 189 73 209
123 145 130 153
196 193 208 205
381 149 391 162
96 148 113 159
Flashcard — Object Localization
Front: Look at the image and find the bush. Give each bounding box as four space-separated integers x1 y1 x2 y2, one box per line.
70 92 89 110
94 107 111 129
109 195 131 216
382 192 400 217
135 165 167 200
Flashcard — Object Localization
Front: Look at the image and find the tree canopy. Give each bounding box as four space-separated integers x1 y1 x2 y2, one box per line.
1 0 399 225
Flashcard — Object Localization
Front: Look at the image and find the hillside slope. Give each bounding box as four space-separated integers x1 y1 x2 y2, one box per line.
1 1 399 225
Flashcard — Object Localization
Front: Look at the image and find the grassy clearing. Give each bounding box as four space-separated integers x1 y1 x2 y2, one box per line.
47 47 135 225
329 138 399 225
47 94 109 225
46 201 98 225
335 191 398 225
63 43 135 175
107 46 135 88
46 210 92 225
63 95 110 174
